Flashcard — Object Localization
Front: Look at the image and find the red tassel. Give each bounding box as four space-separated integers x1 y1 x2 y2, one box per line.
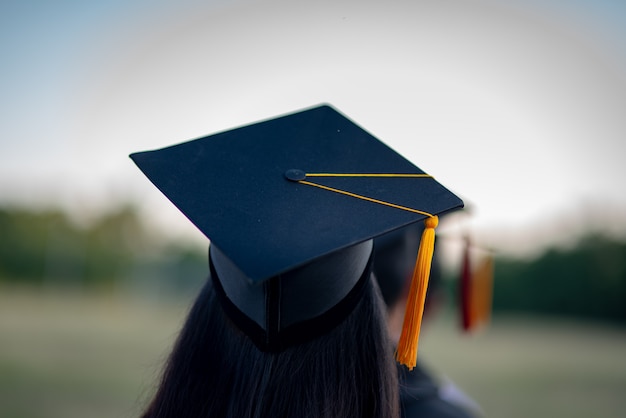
460 236 472 332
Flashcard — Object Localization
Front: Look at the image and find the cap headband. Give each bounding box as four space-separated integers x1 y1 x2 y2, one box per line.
209 240 373 351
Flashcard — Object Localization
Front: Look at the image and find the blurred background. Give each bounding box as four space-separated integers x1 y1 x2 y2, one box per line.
1 0 625 417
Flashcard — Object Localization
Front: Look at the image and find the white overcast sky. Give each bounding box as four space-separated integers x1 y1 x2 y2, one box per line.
1 0 625 253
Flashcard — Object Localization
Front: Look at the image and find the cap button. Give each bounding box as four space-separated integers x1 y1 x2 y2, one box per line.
285 169 306 182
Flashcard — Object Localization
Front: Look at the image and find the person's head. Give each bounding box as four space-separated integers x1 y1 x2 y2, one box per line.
141 240 399 418
131 104 464 414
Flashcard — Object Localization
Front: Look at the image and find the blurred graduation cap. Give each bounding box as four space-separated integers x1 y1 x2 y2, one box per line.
130 104 463 368
373 223 442 309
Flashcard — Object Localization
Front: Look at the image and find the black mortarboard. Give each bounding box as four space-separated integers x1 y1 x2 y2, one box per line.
130 105 463 365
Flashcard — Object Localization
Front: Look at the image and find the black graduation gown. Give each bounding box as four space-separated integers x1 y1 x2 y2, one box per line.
398 362 479 418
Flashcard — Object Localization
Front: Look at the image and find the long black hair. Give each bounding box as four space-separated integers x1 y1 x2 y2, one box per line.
141 274 399 418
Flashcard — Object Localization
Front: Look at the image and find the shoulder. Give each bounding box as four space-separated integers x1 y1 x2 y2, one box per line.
403 399 477 418
399 363 481 418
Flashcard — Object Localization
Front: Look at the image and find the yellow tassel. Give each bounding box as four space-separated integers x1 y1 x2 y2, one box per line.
473 254 494 329
395 215 438 370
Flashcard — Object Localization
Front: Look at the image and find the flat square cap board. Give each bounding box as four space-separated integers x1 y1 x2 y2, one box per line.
130 104 463 284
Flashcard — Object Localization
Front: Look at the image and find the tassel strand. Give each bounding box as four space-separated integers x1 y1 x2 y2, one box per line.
395 215 438 370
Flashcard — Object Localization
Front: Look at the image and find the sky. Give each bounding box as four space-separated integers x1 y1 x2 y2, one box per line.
1 0 625 255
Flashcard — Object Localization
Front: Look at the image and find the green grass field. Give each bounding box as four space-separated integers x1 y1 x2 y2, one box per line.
1 285 625 418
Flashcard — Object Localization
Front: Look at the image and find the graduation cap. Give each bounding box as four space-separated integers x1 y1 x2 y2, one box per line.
130 104 463 369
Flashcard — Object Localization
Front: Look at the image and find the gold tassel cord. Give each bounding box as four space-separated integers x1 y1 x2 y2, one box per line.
305 173 433 178
297 180 434 217
294 172 438 369
395 216 438 370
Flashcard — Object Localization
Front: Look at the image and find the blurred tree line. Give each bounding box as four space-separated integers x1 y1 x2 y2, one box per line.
492 234 626 325
0 206 207 295
1 206 625 323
